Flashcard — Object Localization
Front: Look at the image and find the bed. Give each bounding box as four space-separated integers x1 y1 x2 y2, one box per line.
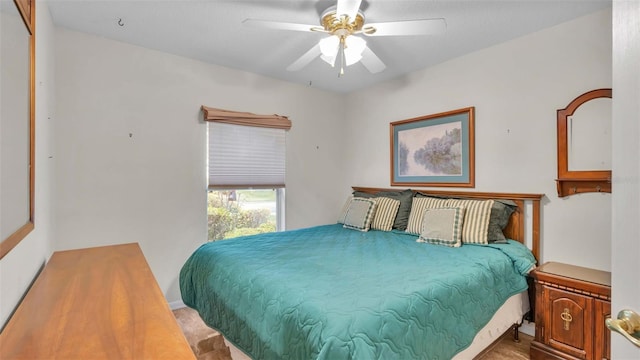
180 187 543 359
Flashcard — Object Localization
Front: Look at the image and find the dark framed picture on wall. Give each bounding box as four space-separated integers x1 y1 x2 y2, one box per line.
390 107 475 188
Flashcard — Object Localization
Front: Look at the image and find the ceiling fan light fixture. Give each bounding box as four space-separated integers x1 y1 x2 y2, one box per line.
344 36 366 66
319 35 366 68
320 53 337 67
319 36 339 66
319 36 339 57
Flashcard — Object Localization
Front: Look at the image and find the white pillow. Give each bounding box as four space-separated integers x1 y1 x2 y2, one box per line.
341 197 377 232
337 196 354 224
417 207 466 247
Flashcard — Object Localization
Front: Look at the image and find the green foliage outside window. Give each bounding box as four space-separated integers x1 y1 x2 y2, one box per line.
207 190 276 241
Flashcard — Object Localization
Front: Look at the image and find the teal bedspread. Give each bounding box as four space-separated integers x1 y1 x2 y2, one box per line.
180 224 535 360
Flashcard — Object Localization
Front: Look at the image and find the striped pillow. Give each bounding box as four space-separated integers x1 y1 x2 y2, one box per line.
405 197 449 234
370 197 401 231
446 198 495 244
417 207 466 247
342 197 377 232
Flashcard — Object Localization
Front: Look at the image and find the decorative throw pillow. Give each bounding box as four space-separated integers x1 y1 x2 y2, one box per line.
446 198 495 244
337 196 354 224
342 197 377 232
370 197 401 231
417 207 466 247
487 200 518 243
405 197 449 235
353 189 414 231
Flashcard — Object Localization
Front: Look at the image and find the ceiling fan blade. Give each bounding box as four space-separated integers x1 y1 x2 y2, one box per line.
287 43 322 71
242 19 321 32
360 46 385 74
363 18 446 36
336 0 363 21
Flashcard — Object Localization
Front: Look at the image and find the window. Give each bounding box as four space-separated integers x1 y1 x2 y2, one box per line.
203 106 291 241
207 189 284 241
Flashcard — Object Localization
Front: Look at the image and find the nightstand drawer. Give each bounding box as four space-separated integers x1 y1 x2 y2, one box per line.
547 287 592 359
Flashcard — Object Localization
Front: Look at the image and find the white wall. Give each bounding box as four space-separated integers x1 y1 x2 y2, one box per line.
53 28 347 303
344 10 612 270
0 1 56 327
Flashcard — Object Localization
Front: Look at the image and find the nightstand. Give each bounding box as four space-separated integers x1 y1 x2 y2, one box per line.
530 262 611 360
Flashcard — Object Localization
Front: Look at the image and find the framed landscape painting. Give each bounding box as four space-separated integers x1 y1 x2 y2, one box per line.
390 107 475 188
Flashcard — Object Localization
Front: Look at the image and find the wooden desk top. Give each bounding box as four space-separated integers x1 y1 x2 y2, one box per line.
0 243 195 359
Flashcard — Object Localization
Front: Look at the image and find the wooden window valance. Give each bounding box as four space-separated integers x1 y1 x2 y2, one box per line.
201 106 291 130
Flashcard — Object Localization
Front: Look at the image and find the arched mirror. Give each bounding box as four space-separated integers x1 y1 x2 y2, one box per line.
0 0 35 259
556 89 612 197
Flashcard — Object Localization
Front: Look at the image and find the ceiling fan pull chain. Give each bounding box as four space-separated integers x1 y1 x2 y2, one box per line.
339 36 346 77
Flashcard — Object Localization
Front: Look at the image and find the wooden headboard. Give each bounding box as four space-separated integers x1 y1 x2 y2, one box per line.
352 187 544 263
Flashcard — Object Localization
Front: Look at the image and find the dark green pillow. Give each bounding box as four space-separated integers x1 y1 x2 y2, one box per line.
487 200 517 243
352 189 414 231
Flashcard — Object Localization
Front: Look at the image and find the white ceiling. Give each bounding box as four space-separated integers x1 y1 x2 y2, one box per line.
46 0 611 93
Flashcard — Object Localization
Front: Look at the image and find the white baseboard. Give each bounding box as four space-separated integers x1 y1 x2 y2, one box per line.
520 321 535 336
169 300 186 310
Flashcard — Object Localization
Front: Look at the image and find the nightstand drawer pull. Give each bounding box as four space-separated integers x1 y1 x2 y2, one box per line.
560 308 573 330
606 309 640 348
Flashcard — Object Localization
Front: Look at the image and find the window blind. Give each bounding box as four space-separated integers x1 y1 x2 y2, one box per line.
208 122 286 189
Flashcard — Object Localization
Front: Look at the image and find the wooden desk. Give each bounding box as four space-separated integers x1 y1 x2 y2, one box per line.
0 243 195 359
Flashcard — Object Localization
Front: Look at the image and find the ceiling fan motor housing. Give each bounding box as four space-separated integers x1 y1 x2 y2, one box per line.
320 5 365 36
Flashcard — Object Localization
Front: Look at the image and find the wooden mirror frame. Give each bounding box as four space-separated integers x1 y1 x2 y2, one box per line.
0 0 35 260
556 88 612 198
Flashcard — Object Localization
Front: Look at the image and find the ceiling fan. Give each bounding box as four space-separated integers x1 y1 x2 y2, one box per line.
243 0 446 76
